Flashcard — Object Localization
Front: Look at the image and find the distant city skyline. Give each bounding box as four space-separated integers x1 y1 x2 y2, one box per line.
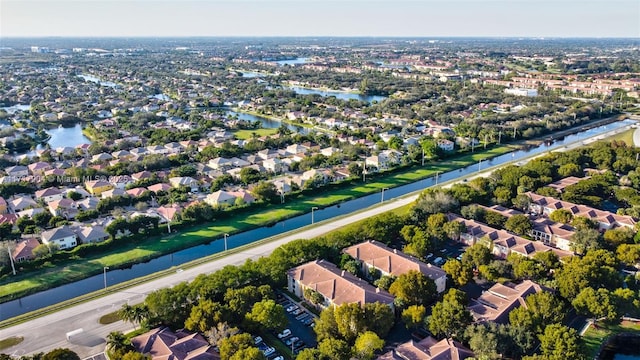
1 0 639 38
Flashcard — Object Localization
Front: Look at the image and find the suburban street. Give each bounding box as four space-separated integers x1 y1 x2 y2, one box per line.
0 122 635 359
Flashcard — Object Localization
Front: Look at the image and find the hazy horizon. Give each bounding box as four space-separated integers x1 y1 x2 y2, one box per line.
2 0 639 39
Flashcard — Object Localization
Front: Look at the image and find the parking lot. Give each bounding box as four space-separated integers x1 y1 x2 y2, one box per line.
274 292 318 355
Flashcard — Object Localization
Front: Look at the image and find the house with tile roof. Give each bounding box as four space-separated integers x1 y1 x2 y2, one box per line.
467 280 548 324
526 192 636 230
447 214 572 260
35 187 64 204
0 196 7 214
85 180 114 196
76 225 110 244
378 336 474 360
147 183 173 194
287 259 394 309
205 190 237 207
131 327 220 360
11 238 40 263
343 240 447 293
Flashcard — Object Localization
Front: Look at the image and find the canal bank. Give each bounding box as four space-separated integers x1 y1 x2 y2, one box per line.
0 118 635 323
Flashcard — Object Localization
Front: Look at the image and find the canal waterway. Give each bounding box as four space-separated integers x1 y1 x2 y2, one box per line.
0 119 635 321
225 110 310 135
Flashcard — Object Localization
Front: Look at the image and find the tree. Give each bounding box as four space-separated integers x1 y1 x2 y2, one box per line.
228 347 266 360
252 182 279 203
363 302 395 338
443 259 473 286
205 322 239 346
0 222 14 240
42 349 80 360
572 287 618 321
616 244 640 266
504 214 532 236
106 331 133 359
401 305 426 330
570 228 602 255
245 299 287 332
239 167 263 185
427 289 472 338
537 324 585 360
218 333 254 360
353 331 384 360
334 303 366 342
462 243 493 269
318 338 352 360
348 162 363 179
295 348 323 360
571 216 598 230
509 292 566 334
388 270 437 307
121 352 150 360
464 324 500 359
555 249 621 301
184 300 228 333
549 209 573 224
603 227 635 247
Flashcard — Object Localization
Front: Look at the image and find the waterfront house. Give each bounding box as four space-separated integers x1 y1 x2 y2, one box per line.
76 225 109 244
28 162 52 176
205 190 237 207
131 327 220 360
41 225 78 249
11 238 41 263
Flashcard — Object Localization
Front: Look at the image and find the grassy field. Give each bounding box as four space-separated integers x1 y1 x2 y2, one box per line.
99 311 121 325
0 144 514 301
582 321 640 358
604 128 636 145
233 128 279 140
0 336 24 351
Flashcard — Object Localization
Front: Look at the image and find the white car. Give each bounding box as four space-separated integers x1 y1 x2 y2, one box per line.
262 347 275 356
286 304 299 313
274 357 284 360
277 329 291 339
285 337 299 346
254 336 263 345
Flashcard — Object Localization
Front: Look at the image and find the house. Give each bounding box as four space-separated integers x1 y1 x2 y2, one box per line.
76 197 100 211
111 150 132 160
147 183 172 194
11 238 40 263
27 162 52 176
287 259 394 309
437 139 455 152
0 196 7 214
48 198 77 218
344 240 447 293
156 204 182 222
286 144 308 155
164 142 184 154
205 190 237 207
0 213 18 225
131 170 153 181
447 214 572 260
101 188 127 199
229 189 256 204
301 169 332 187
41 225 78 249
169 177 199 192
35 187 64 204
467 280 548 324
5 165 29 178
10 196 38 212
546 176 588 193
366 150 402 171
378 337 474 360
91 153 114 163
126 187 148 197
131 327 220 360
85 180 114 196
526 192 636 230
208 157 232 170
76 225 109 244
263 158 284 173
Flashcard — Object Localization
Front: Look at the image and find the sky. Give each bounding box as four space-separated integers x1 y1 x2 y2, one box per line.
1 0 639 38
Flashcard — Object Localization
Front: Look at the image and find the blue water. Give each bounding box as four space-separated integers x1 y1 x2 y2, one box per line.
614 354 640 359
0 119 635 321
225 111 310 135
287 86 387 104
274 57 308 66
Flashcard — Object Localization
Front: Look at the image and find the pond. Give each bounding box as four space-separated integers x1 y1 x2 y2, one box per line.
0 104 31 114
274 57 308 66
18 123 92 156
287 86 387 104
78 74 118 88
225 110 310 135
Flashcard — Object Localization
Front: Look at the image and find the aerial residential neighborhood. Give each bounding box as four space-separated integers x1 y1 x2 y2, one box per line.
1 3 640 359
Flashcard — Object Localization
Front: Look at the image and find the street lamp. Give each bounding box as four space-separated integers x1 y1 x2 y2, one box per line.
381 187 389 203
435 171 440 185
311 207 319 224
103 266 109 290
224 233 229 251
478 159 483 172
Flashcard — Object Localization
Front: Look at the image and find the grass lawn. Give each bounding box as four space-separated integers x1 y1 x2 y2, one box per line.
0 336 24 351
233 128 278 140
0 144 515 301
582 321 640 358
603 128 636 145
99 311 122 325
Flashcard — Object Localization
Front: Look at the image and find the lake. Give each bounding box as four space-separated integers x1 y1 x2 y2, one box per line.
274 57 308 66
0 119 634 321
41 123 92 149
287 86 387 104
78 74 118 88
226 110 310 135
614 355 640 359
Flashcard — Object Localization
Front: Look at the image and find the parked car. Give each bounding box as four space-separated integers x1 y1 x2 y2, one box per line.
277 329 291 339
292 308 304 315
285 337 299 346
293 340 305 349
286 304 299 313
263 347 275 356
295 312 309 320
254 336 263 345
273 357 284 360
302 317 315 326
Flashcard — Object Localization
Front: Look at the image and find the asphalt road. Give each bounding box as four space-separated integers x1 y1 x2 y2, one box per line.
0 122 634 358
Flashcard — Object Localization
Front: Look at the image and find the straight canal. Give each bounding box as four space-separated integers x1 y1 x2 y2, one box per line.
0 119 636 321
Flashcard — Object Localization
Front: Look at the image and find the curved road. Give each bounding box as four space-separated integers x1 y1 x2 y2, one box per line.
0 123 634 358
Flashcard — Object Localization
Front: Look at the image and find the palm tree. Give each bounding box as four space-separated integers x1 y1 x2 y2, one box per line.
118 304 136 328
106 331 132 358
